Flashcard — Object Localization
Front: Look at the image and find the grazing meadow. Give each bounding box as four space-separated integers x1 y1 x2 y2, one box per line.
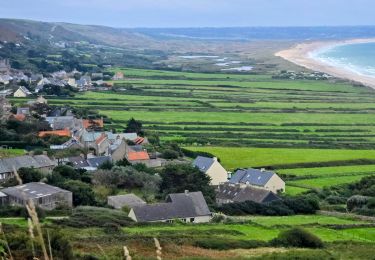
15 67 375 194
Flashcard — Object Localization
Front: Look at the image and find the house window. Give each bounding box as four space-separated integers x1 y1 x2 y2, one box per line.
190 218 195 222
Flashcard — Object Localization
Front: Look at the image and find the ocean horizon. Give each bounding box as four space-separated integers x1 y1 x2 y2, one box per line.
311 42 375 78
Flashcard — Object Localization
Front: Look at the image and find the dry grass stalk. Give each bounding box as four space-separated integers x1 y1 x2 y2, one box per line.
123 246 132 260
12 166 22 185
26 199 49 260
154 238 162 260
0 222 13 260
47 229 53 260
96 244 109 260
27 218 37 258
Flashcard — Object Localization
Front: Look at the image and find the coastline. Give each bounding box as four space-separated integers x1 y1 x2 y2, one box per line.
275 38 375 88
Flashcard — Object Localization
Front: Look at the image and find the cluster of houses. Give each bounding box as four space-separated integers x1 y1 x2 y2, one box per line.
104 156 285 223
0 58 127 97
0 151 286 223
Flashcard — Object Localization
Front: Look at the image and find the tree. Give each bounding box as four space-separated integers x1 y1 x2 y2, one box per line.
61 180 96 206
125 118 142 134
160 164 215 205
17 167 43 183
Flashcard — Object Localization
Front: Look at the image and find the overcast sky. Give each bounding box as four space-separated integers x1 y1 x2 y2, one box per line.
1 0 374 28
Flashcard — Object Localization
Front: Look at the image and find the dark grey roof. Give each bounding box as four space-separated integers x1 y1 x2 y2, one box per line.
132 191 211 222
87 156 112 168
68 156 89 168
2 182 71 200
216 184 280 204
193 156 215 173
0 155 56 174
108 194 146 209
16 107 30 115
128 145 144 152
229 168 276 187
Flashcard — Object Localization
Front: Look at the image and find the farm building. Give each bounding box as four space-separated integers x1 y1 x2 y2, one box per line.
230 168 285 193
216 183 280 205
108 194 146 209
0 155 56 181
128 191 212 223
1 182 72 210
193 156 228 185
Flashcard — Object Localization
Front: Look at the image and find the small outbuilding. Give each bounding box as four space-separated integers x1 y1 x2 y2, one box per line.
1 182 72 210
107 194 146 209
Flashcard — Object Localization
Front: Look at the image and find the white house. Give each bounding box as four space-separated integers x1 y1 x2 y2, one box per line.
193 156 228 185
13 86 32 98
229 168 285 193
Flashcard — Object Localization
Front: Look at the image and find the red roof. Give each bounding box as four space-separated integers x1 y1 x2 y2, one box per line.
95 134 107 145
83 119 104 129
38 128 71 138
134 137 145 145
127 151 150 161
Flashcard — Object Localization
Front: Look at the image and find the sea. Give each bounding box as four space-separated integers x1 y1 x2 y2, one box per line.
311 42 375 78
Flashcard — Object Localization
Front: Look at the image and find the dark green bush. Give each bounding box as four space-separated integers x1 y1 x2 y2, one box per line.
270 228 324 248
53 206 133 227
195 239 267 250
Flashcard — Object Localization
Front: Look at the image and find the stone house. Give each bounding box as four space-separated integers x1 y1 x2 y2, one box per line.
229 168 285 193
193 156 228 186
128 191 212 223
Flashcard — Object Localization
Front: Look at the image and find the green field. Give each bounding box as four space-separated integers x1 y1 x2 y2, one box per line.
14 67 375 195
185 146 375 169
120 214 375 243
0 149 25 158
17 67 375 150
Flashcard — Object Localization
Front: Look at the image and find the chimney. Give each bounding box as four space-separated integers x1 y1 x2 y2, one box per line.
261 168 266 172
213 157 218 161
184 190 189 194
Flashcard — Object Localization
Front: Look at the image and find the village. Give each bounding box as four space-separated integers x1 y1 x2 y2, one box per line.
0 58 123 97
0 99 286 222
0 65 287 223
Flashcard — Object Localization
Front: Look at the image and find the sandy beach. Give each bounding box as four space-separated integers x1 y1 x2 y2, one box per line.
275 38 375 88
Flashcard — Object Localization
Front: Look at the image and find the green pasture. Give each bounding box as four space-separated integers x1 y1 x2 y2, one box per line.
184 146 375 170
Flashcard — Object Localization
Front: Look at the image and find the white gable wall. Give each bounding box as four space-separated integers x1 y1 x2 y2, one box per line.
264 174 285 193
206 159 228 186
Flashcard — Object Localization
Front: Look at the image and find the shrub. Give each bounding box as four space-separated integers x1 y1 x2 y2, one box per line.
54 206 134 227
347 195 369 212
270 228 324 248
325 195 347 205
195 239 267 250
161 149 179 159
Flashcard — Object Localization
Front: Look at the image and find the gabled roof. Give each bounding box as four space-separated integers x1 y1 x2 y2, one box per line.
17 86 32 95
38 128 71 138
127 151 150 161
16 107 30 115
95 133 107 145
87 156 112 168
108 194 146 209
131 191 211 222
2 182 70 200
193 156 215 173
68 156 89 168
0 155 56 174
229 168 276 187
216 184 280 204
83 119 104 129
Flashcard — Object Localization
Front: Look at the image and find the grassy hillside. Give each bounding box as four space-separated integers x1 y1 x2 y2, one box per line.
31 67 375 149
